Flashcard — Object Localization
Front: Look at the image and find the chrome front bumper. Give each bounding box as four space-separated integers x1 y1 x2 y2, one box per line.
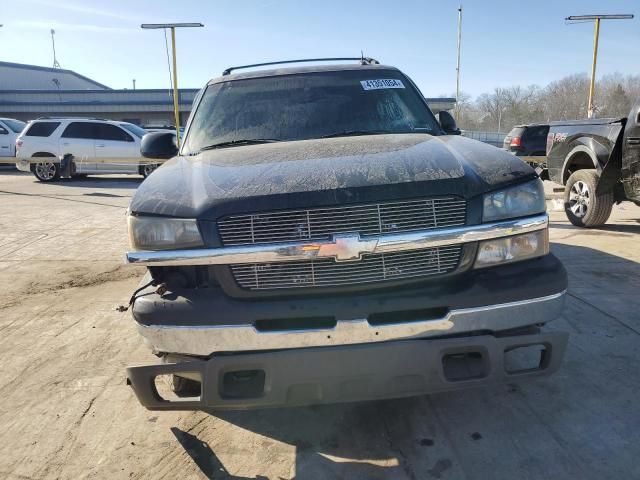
125 214 548 267
137 290 566 356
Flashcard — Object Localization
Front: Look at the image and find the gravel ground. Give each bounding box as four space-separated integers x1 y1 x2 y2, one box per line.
1 170 639 479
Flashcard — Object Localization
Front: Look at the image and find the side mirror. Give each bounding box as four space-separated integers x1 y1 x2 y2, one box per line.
438 111 461 135
141 131 178 159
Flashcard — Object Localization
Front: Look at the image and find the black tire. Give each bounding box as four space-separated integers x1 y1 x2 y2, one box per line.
141 163 159 178
564 169 613 227
168 375 201 398
32 154 60 182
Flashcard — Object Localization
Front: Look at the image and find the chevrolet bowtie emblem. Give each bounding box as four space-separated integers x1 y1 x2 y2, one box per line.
317 233 378 262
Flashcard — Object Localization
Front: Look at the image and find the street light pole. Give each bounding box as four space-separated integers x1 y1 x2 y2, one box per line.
141 22 204 146
455 5 462 121
587 18 601 119
565 14 633 118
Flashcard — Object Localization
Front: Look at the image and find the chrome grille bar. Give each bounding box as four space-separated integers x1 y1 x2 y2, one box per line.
231 246 463 290
125 214 549 267
218 197 467 246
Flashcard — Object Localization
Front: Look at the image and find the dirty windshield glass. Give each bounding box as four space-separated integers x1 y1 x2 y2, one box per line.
182 70 440 154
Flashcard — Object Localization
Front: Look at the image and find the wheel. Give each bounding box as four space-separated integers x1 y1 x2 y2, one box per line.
33 161 60 182
141 163 159 178
564 169 613 227
167 375 201 398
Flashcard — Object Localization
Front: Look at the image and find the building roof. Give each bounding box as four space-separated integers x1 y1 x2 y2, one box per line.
0 88 199 114
0 61 110 90
426 98 457 112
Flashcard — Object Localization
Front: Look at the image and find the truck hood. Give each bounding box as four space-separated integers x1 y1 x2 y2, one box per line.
130 134 535 218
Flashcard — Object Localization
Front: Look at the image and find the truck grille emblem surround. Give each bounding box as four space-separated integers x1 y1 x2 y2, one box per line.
317 233 378 262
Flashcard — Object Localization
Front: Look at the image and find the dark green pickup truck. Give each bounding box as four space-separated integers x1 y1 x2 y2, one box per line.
124 58 568 411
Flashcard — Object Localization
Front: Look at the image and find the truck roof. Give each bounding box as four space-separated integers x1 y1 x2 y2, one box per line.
549 117 623 127
208 63 400 85
31 116 128 123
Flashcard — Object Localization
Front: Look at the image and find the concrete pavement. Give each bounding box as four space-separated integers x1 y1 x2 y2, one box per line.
0 171 639 479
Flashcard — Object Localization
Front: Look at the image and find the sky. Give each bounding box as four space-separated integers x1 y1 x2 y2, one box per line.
1 0 639 99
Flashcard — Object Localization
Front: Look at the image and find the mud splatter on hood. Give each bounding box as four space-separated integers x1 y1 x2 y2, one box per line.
130 133 534 218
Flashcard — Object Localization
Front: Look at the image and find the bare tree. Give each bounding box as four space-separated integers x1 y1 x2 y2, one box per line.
454 72 640 132
539 74 589 121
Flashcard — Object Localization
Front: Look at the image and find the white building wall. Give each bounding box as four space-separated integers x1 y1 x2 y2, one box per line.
0 62 109 90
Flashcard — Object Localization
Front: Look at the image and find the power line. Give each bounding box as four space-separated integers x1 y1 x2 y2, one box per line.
163 29 174 102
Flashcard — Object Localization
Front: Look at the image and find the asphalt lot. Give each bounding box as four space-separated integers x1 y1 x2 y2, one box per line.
1 169 639 480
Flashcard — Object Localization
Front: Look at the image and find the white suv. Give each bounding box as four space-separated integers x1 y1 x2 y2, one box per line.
15 118 159 182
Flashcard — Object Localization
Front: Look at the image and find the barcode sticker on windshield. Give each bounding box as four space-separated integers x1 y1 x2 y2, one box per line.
360 79 405 90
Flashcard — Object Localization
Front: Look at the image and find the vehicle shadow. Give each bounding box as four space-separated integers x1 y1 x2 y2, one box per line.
197 398 423 479
168 242 640 480
33 176 143 190
550 221 640 234
0 167 23 174
171 427 268 479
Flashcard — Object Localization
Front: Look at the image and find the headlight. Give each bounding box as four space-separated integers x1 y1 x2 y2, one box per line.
128 215 203 250
474 230 548 268
483 179 545 222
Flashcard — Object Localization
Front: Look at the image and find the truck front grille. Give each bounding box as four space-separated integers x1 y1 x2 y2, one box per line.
220 197 467 291
218 197 467 246
230 245 463 290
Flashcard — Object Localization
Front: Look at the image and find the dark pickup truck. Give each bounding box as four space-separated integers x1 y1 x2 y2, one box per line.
547 98 640 227
124 58 568 411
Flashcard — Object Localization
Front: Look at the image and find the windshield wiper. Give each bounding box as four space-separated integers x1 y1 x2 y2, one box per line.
321 130 393 139
198 139 281 152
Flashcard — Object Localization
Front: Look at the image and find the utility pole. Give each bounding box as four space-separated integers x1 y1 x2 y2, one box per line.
565 14 633 118
51 29 61 68
141 23 204 147
455 5 462 121
132 79 136 90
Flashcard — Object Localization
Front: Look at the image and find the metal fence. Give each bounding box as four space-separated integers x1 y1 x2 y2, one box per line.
461 130 507 148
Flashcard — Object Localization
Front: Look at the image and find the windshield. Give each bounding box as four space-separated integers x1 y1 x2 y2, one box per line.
3 119 26 133
183 69 440 154
119 123 147 138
